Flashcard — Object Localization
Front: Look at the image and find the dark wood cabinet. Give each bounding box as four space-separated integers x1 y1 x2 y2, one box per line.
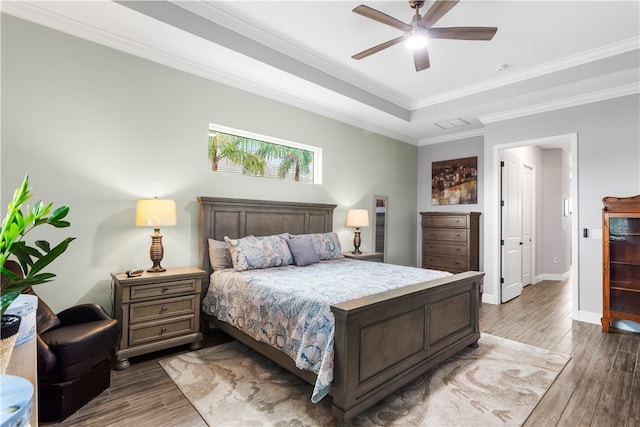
602 195 640 332
420 211 480 274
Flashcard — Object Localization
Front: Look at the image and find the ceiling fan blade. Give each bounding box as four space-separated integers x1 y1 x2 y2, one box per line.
352 35 406 60
428 27 498 40
413 47 431 71
419 0 459 28
353 5 413 32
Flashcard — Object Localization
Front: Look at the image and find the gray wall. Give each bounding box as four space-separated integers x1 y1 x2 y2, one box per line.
540 149 571 276
1 15 418 312
483 94 640 324
417 136 484 266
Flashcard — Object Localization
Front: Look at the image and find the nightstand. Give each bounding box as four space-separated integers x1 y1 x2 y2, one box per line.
111 266 205 370
342 251 384 262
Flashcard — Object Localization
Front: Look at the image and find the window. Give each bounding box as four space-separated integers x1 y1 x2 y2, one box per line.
208 124 322 184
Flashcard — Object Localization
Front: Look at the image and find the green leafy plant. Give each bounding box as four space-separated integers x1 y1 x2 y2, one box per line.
0 175 75 316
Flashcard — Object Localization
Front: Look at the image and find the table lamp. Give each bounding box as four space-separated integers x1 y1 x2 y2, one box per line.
346 209 369 254
136 198 176 272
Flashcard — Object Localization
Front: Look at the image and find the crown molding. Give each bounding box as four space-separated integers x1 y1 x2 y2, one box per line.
478 82 639 124
414 36 640 110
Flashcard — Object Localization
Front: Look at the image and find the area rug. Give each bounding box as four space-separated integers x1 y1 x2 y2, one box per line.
159 334 569 426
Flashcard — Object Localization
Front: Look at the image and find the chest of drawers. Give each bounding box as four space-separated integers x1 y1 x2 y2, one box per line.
111 266 205 369
420 212 480 274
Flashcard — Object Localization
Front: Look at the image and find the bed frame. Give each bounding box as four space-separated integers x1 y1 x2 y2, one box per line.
198 196 484 422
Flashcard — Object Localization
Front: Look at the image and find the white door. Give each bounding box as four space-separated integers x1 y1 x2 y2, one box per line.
501 151 523 302
521 165 533 287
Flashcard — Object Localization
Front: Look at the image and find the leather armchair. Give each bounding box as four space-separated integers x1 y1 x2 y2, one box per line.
34 296 119 422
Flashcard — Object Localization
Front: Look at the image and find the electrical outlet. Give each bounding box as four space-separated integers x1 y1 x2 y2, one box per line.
592 229 602 239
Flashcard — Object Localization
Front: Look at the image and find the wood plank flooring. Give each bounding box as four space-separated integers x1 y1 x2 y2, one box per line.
44 278 639 426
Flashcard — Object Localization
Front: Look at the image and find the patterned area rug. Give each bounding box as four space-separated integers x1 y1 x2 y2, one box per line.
159 334 569 426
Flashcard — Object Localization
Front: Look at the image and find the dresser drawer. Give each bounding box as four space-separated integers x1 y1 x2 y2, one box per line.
423 228 467 243
129 279 197 300
423 255 467 272
423 242 467 257
129 315 196 346
422 215 468 228
129 295 196 324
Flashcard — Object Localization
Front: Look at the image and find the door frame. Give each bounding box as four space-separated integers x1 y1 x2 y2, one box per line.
487 133 579 319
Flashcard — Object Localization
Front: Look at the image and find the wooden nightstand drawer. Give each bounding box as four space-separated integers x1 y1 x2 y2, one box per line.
129 315 196 346
423 242 467 257
423 228 467 243
129 279 197 300
422 215 468 228
129 295 196 324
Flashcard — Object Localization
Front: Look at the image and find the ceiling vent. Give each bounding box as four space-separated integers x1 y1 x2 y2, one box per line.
434 118 470 130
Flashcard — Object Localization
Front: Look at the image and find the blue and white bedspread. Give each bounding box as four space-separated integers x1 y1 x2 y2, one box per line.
201 258 451 403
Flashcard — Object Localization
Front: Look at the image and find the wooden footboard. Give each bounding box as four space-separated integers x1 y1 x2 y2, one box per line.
330 271 483 421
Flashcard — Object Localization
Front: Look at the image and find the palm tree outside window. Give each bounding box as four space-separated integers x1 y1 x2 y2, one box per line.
208 124 321 184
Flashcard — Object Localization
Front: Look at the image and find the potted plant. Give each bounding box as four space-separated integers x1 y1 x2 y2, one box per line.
1 175 74 372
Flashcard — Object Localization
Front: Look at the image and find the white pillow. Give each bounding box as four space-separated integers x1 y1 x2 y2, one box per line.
208 238 232 270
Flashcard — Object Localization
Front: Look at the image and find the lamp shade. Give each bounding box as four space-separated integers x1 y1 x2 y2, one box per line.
346 209 369 227
136 199 177 227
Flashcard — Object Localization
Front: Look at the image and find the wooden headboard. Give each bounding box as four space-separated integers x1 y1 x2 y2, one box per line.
197 196 337 285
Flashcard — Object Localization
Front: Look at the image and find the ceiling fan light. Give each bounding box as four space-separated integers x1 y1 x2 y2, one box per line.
405 32 429 50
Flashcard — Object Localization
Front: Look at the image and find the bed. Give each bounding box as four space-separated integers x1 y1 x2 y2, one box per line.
198 196 484 422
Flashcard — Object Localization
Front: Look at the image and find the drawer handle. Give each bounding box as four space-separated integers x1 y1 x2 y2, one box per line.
162 287 169 292
161 327 167 333
455 219 460 222
456 247 461 251
456 233 460 237
162 306 168 311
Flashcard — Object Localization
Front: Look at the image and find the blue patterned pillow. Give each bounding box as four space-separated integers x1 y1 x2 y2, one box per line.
293 232 343 260
225 234 293 271
286 236 320 266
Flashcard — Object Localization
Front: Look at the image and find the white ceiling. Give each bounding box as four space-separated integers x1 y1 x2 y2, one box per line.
3 1 639 145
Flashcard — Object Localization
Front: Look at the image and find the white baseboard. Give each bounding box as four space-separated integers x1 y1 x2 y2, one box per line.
576 310 602 325
481 292 499 305
534 270 571 282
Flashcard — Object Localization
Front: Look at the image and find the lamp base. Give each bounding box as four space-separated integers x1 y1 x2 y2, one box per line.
147 229 166 273
352 228 362 255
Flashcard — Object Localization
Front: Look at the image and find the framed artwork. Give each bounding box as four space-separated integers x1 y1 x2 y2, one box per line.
431 156 478 205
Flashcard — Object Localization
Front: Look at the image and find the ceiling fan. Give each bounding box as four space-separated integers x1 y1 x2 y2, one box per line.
352 0 498 71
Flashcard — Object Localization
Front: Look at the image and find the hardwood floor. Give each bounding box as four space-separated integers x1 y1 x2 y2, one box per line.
481 278 640 427
44 278 639 426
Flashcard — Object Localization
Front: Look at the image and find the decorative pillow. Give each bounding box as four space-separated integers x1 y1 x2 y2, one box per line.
225 234 294 272
286 236 320 267
208 238 232 271
293 232 343 260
